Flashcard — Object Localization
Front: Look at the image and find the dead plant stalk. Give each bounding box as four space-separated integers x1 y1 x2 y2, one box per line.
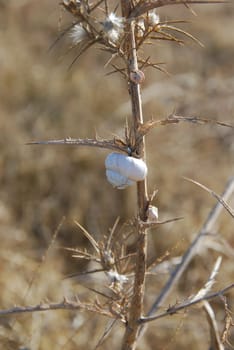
121 2 149 349
12 0 233 349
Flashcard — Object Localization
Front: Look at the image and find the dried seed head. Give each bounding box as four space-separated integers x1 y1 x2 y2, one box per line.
106 270 128 285
137 18 145 37
147 205 159 222
107 29 121 43
130 70 145 84
62 0 85 16
102 12 124 43
104 13 124 31
148 10 160 27
69 24 87 44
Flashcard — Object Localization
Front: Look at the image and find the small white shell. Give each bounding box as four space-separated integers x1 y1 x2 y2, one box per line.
106 169 135 189
105 153 148 189
105 153 147 181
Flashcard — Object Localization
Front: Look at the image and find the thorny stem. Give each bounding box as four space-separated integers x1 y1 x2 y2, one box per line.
121 1 149 349
131 0 226 18
147 177 234 316
129 21 149 220
139 283 234 323
137 176 234 340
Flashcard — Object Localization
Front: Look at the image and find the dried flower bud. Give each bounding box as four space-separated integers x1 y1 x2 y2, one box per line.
130 70 145 84
147 205 159 222
148 10 160 27
106 270 128 285
105 153 148 189
63 0 85 17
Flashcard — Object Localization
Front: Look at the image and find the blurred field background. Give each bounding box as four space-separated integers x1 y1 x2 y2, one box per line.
0 0 234 349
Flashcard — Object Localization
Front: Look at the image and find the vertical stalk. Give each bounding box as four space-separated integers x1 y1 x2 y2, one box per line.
121 2 149 349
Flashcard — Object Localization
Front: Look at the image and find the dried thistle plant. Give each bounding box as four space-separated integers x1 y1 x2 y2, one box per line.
2 1 234 349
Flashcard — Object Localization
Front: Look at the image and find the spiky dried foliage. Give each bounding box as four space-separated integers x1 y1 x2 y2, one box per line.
1 1 233 350
29 1 233 349
57 0 207 73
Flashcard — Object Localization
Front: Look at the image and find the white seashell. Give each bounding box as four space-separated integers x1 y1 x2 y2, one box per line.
105 153 147 182
106 169 135 189
147 205 159 222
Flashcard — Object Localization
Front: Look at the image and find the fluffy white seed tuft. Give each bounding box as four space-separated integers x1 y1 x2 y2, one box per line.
70 24 87 44
105 13 124 30
102 12 124 43
148 10 160 26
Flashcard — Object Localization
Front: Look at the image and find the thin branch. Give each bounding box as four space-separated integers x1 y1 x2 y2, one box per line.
160 24 204 46
183 177 234 219
131 0 227 18
203 301 225 350
138 114 234 136
120 2 149 348
170 114 234 128
95 319 117 349
145 177 234 317
48 21 79 52
221 296 234 346
64 268 105 279
0 298 114 319
137 114 234 138
139 216 183 229
23 216 65 300
27 137 129 154
189 256 222 301
74 220 100 253
140 283 234 324
68 38 100 70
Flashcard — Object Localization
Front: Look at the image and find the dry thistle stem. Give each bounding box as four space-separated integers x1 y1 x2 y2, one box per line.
22 1 234 349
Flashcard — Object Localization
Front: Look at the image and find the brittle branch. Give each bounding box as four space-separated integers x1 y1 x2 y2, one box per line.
131 0 227 18
27 137 129 154
0 298 114 319
140 283 234 324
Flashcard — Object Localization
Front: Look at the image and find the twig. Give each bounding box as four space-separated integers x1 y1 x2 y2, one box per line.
203 301 225 350
221 296 234 346
74 220 100 253
27 137 129 154
183 177 234 219
137 177 234 340
131 0 227 18
137 115 234 138
95 319 117 349
120 2 149 348
189 256 222 301
170 114 234 128
23 216 65 300
0 298 114 319
140 283 234 323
